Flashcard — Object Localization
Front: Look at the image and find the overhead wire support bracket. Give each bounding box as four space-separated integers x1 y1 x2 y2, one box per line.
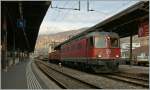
50 0 80 11
52 7 79 10
87 0 94 11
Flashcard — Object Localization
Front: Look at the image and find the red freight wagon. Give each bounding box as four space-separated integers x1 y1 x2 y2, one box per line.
49 50 61 63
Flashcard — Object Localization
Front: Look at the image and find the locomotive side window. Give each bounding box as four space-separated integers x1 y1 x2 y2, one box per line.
88 37 94 47
95 36 105 48
110 38 119 47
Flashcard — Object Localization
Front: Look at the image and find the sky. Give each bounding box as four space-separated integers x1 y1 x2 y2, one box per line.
39 0 140 35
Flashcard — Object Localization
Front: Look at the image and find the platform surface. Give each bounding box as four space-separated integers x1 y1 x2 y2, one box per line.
1 57 61 89
1 59 48 89
1 60 28 89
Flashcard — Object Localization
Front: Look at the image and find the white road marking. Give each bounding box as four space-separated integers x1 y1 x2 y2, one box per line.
26 61 42 89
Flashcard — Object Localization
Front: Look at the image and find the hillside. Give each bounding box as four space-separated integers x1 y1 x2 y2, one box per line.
35 28 88 54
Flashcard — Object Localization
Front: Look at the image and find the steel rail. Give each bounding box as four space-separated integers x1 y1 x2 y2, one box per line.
35 61 101 89
100 74 149 88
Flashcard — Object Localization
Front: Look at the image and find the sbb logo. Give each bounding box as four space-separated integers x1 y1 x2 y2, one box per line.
106 49 111 57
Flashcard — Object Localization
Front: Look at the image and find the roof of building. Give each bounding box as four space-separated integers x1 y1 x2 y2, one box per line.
2 1 51 52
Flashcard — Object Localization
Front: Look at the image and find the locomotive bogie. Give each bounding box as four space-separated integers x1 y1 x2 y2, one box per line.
61 58 119 73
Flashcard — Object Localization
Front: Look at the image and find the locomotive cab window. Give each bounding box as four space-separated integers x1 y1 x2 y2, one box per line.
95 36 105 48
110 38 119 47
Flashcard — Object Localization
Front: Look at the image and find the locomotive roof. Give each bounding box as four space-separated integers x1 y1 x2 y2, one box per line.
87 31 119 38
55 31 119 49
54 1 148 50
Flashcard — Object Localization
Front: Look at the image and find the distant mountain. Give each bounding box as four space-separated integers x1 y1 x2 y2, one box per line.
35 27 88 50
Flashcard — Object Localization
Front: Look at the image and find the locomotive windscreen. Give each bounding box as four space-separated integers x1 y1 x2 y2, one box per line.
94 35 119 48
95 36 105 48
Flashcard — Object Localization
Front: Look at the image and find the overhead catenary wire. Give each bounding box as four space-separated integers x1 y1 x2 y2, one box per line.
50 0 62 21
50 0 78 28
51 0 80 11
49 0 70 33
59 1 77 22
46 0 80 41
43 0 62 34
48 0 75 22
88 0 135 15
54 0 70 21
49 0 81 23
44 0 70 34
87 0 94 12
87 0 109 15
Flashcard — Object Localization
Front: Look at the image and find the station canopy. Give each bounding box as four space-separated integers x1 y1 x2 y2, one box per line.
2 1 51 52
55 1 149 50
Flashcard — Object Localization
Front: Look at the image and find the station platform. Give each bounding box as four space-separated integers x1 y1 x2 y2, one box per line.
2 60 28 89
1 58 60 89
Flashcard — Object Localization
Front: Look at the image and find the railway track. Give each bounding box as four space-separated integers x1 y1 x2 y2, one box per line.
35 61 101 89
100 73 149 88
112 73 149 82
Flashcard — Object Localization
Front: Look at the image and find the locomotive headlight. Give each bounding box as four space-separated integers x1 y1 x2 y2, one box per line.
116 55 119 58
98 55 102 58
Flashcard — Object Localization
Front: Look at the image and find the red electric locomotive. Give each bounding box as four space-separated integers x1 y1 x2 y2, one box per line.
50 31 120 73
